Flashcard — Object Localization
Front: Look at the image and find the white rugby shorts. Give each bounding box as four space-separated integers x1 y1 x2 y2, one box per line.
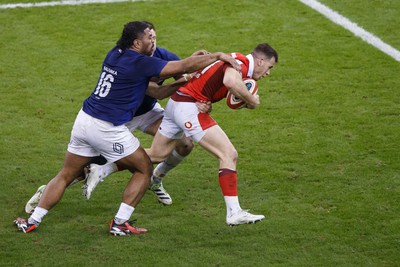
68 109 140 162
125 103 164 133
159 99 217 142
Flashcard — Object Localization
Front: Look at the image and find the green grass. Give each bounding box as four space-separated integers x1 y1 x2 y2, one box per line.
1 0 400 266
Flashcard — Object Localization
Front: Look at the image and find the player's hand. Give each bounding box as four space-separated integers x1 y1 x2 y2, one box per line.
217 53 241 74
191 50 210 56
196 101 212 113
244 94 259 109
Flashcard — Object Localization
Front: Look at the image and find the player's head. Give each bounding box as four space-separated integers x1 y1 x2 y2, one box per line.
141 21 157 56
117 21 155 56
251 43 278 81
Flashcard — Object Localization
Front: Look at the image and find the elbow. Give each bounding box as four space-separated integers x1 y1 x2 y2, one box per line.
150 91 168 100
156 94 168 100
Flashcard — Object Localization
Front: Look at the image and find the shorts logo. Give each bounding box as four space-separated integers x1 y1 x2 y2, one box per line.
113 143 124 154
184 121 192 129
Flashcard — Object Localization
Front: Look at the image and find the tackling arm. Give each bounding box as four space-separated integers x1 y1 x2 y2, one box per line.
159 52 241 79
145 78 187 100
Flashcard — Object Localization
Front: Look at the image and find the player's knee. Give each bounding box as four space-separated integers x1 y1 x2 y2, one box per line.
137 158 153 177
56 169 78 187
147 147 173 163
176 138 194 156
220 147 238 164
230 148 238 163
141 168 152 187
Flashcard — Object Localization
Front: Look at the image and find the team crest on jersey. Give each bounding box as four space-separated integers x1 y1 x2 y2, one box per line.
184 122 192 129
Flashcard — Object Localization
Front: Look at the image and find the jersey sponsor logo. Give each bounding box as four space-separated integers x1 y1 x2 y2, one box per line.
113 143 124 154
184 121 192 129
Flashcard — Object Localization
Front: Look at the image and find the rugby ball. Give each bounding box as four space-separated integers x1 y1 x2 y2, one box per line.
226 78 258 109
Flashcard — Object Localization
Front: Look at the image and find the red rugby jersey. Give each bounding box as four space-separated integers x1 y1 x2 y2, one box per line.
178 53 254 103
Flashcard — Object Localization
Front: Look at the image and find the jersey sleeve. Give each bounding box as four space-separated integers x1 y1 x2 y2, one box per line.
154 47 180 61
136 55 168 78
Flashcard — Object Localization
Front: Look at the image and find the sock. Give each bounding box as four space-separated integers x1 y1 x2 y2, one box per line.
224 196 241 217
104 162 119 176
114 202 135 225
219 168 241 217
117 164 126 171
153 149 185 179
29 207 48 225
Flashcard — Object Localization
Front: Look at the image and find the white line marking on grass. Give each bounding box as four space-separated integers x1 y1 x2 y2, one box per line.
299 0 400 62
0 0 141 9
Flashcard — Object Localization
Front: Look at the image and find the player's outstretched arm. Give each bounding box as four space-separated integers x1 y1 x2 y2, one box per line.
159 52 241 79
191 50 210 56
145 78 187 100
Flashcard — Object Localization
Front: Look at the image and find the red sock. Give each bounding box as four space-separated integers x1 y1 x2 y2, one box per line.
117 165 126 171
218 168 237 196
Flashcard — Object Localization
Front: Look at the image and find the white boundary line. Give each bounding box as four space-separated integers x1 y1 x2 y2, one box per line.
299 0 400 62
0 0 139 9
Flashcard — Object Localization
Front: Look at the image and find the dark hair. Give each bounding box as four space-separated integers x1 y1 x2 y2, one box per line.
141 20 156 31
116 21 150 50
253 43 278 63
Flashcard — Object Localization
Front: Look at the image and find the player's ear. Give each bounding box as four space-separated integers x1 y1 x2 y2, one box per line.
132 39 141 49
257 57 264 66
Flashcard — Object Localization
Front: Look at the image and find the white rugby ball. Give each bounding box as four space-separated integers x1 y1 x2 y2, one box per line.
226 78 258 109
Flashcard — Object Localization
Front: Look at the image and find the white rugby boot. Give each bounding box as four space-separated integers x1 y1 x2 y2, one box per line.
82 164 108 200
149 176 172 205
226 209 265 226
25 185 46 214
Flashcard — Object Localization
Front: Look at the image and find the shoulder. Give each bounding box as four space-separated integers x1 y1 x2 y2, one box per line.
230 52 247 63
132 52 164 64
154 47 180 61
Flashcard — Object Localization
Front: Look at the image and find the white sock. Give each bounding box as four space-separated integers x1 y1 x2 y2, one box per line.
224 196 241 217
30 207 48 224
153 150 185 179
114 202 135 225
103 162 119 178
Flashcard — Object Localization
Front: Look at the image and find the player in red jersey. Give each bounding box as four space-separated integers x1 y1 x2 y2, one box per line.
146 43 278 226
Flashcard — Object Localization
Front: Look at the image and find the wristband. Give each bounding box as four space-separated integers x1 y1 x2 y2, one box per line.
183 74 192 81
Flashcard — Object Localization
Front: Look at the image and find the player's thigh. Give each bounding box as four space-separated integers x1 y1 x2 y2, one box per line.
159 99 186 139
142 103 164 135
146 131 178 163
198 125 236 159
60 152 92 183
129 103 164 134
93 130 139 163
144 117 162 136
116 146 153 176
69 110 138 162
68 110 102 158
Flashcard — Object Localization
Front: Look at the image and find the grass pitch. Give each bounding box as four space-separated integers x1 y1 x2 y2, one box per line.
1 0 399 266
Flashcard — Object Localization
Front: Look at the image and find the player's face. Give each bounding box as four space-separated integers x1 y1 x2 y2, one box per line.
138 28 155 56
149 29 157 56
252 56 276 81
